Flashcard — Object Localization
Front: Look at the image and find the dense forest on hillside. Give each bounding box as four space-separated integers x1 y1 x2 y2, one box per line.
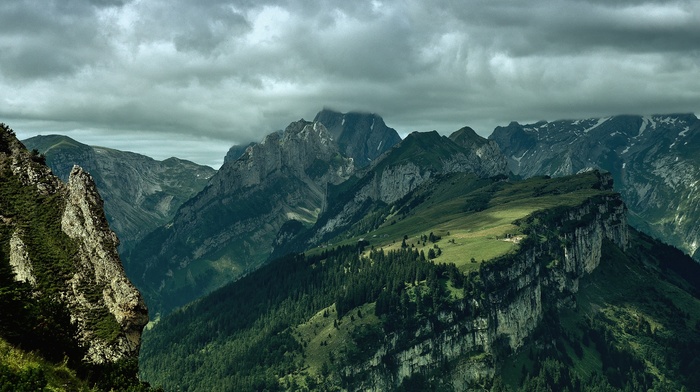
141 244 468 390
141 231 700 391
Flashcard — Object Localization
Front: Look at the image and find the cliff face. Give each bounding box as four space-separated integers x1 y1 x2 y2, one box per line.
1 125 148 364
127 120 354 316
61 166 149 363
344 192 628 390
489 113 700 260
22 135 215 251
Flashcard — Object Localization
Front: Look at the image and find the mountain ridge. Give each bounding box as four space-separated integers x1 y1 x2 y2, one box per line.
126 119 354 316
489 113 700 260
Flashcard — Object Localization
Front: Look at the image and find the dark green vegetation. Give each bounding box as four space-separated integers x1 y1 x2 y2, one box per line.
0 124 154 391
139 168 700 391
497 232 700 392
127 172 324 316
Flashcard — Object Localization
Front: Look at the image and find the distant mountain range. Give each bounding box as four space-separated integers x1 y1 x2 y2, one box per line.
490 113 700 261
22 135 215 251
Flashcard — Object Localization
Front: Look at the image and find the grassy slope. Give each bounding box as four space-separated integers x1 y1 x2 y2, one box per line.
320 172 610 271
0 338 94 392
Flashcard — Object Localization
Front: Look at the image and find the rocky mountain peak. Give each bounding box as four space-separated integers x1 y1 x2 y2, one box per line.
127 119 355 315
448 126 487 147
314 108 402 167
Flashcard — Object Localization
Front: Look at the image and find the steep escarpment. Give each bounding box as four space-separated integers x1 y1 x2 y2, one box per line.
61 166 149 363
489 113 700 260
127 120 353 316
0 124 148 388
23 135 215 251
342 193 628 390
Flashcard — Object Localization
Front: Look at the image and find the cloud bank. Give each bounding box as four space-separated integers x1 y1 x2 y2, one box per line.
2 0 699 167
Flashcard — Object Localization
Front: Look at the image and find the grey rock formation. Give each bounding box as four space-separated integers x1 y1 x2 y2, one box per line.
449 126 509 178
223 142 255 164
62 166 149 363
22 135 215 251
1 125 148 364
9 231 35 286
308 130 510 245
489 113 700 260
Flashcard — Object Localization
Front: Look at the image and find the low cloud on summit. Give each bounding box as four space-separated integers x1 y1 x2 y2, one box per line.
2 0 699 167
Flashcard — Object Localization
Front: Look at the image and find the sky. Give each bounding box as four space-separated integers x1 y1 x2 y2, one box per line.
2 0 699 168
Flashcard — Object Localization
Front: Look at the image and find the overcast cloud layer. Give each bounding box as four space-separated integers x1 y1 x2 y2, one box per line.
2 0 699 168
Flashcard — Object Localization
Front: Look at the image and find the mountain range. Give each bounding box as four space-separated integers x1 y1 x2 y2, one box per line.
489 113 700 261
5 109 700 391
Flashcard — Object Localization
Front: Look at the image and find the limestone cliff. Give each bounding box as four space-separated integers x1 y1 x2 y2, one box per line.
1 124 148 365
61 166 149 363
343 190 628 390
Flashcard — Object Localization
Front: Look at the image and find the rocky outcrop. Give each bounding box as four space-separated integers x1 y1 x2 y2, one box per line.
9 231 35 286
489 113 700 260
343 190 628 390
127 120 354 316
61 166 148 363
1 124 148 365
22 135 215 251
449 126 509 178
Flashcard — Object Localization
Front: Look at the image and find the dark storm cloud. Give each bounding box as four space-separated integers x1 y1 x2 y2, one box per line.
0 0 120 79
3 0 699 168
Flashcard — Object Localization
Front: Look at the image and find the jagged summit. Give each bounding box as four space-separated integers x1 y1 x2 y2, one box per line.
126 119 354 316
313 108 402 166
